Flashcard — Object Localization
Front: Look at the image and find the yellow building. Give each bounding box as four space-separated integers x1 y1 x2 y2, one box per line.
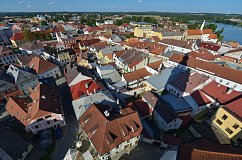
134 27 163 40
211 106 242 145
58 52 71 67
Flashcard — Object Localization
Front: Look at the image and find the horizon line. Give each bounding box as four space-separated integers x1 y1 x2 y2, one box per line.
0 11 241 15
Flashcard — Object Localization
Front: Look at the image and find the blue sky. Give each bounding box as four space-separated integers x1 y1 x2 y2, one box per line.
0 0 242 14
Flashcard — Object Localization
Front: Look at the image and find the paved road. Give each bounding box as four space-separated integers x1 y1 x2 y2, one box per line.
120 142 165 160
51 82 79 160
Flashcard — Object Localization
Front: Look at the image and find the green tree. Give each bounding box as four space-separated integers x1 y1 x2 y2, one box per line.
23 30 32 42
204 23 217 31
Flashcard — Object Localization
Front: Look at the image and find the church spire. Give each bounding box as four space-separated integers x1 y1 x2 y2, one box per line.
200 20 206 31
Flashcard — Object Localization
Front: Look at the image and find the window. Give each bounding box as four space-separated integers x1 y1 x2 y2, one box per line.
34 125 39 129
225 127 233 134
53 119 57 122
233 123 239 129
216 119 223 125
222 114 228 120
46 121 51 125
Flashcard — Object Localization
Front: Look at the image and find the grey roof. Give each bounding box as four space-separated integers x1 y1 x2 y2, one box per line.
161 31 183 37
99 45 124 55
96 65 117 75
63 25 76 31
97 65 122 84
146 67 175 91
72 90 116 120
0 122 32 160
160 94 192 113
163 50 185 58
154 100 178 123
102 70 122 84
6 65 37 84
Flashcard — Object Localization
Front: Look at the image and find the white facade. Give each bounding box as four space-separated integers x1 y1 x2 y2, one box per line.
20 48 44 56
158 42 194 54
38 66 62 80
153 110 182 131
99 136 140 160
25 113 66 134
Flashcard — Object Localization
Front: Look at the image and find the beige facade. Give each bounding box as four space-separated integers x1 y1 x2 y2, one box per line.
211 107 242 144
134 27 163 39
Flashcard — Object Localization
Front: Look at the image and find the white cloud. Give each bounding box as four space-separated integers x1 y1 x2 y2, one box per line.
19 1 24 5
48 2 55 5
27 5 32 8
138 0 143 3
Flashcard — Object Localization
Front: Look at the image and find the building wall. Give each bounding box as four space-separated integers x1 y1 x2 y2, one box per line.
159 42 192 53
163 36 183 40
38 67 62 79
211 107 242 143
153 110 168 131
100 136 140 160
0 54 18 65
164 118 183 131
134 27 146 38
26 113 66 134
58 52 71 67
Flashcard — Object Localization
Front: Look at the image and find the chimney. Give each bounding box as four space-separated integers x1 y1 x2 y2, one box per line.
116 98 120 105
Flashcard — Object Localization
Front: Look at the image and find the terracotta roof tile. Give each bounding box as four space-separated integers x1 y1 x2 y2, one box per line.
208 34 218 39
169 54 242 84
80 104 142 156
191 90 211 106
202 81 242 105
178 138 242 160
27 57 58 74
123 68 151 83
187 29 202 35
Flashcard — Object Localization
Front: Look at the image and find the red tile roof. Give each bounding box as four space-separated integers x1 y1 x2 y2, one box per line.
147 61 162 70
128 99 152 118
178 138 242 160
208 34 218 39
80 104 142 156
150 45 167 55
188 49 219 61
202 29 213 34
191 90 211 106
187 29 202 35
10 32 24 41
86 27 103 32
226 98 242 119
202 81 241 105
5 84 63 126
170 72 209 93
199 42 221 52
169 54 242 84
123 68 151 83
160 39 193 49
70 79 101 100
27 57 58 74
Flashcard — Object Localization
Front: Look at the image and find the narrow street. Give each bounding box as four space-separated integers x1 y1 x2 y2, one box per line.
51 82 79 160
